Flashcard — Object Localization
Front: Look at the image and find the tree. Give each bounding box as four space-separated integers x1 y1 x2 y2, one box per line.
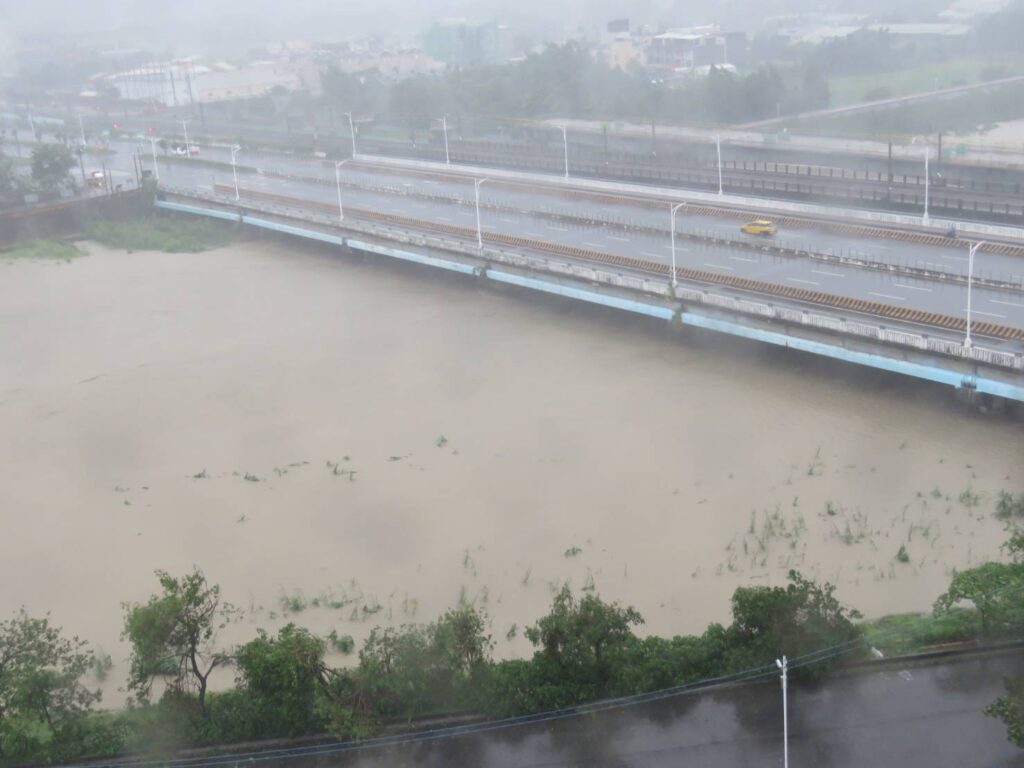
235 624 329 737
524 586 643 705
122 569 234 716
0 609 102 761
725 571 861 674
934 562 1024 639
30 144 74 190
987 676 1024 747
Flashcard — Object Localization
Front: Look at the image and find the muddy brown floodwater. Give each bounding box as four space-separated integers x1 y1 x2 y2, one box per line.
1 239 1021 702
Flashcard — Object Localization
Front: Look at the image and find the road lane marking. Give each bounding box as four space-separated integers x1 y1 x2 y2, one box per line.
525 232 545 238
730 256 758 263
704 263 734 271
940 254 968 262
893 283 932 292
583 241 608 249
968 309 1007 319
545 224 569 231
812 270 845 278
606 235 631 242
641 252 664 259
869 292 906 301
990 299 1023 308
436 216 453 222
664 244 690 252
500 217 519 223
786 278 820 286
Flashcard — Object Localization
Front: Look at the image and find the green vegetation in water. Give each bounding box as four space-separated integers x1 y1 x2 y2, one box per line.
2 238 81 262
896 544 911 564
327 630 354 655
87 214 231 253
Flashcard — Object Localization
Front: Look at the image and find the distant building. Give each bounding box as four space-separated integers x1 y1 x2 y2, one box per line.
335 49 445 79
422 20 504 67
604 38 645 70
106 59 320 106
646 27 741 72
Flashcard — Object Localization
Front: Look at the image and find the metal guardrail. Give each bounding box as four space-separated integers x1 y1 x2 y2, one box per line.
157 186 1024 373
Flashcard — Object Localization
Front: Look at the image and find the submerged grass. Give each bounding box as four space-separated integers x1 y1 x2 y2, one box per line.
3 239 82 261
87 214 231 253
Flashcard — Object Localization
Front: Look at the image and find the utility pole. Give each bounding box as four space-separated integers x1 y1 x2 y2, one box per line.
179 119 191 155
776 656 789 768
561 125 569 179
923 147 930 224
474 178 488 248
345 112 357 158
230 145 242 201
965 241 985 350
334 159 349 222
716 134 724 195
670 202 685 290
441 116 450 165
148 137 160 181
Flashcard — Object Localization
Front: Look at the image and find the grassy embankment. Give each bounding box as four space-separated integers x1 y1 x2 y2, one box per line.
3 214 232 261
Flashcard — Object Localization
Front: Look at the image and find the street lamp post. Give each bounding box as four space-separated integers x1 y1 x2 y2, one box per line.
561 124 569 179
716 134 724 195
669 202 686 289
334 159 349 222
474 178 488 249
179 119 191 155
345 112 357 159
230 145 242 201
776 656 789 768
923 147 930 223
78 114 86 147
965 240 985 350
148 137 160 181
441 116 450 165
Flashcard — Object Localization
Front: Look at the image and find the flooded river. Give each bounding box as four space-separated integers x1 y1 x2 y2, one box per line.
1 238 1021 701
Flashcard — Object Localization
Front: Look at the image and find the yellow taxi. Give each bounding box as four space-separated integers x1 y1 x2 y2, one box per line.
740 219 778 236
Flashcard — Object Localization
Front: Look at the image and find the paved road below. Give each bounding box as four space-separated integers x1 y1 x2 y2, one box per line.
276 653 1024 768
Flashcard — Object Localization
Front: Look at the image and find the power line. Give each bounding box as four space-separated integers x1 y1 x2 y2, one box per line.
72 635 867 768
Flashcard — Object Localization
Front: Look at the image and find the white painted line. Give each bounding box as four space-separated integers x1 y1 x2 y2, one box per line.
583 241 608 249
704 263 734 271
640 252 664 259
969 308 1007 319
525 232 545 238
893 283 933 293
730 256 758 263
786 277 821 286
664 244 690 252
940 254 968 262
607 235 631 242
436 216 453 222
500 217 518 224
990 299 1023 308
869 292 906 301
812 270 845 278
545 224 569 231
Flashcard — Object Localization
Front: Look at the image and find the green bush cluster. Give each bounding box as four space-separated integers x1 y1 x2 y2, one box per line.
7 521 1024 765
86 214 231 253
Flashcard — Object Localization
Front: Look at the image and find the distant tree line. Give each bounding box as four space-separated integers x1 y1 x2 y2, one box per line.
5 512 1024 766
319 42 830 129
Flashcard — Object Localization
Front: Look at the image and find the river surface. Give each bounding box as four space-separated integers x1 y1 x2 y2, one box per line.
1 238 1021 702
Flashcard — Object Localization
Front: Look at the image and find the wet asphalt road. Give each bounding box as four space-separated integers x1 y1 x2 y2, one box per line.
269 653 1024 768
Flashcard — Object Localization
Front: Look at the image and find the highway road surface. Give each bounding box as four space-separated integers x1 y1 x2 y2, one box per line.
138 149 1024 334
